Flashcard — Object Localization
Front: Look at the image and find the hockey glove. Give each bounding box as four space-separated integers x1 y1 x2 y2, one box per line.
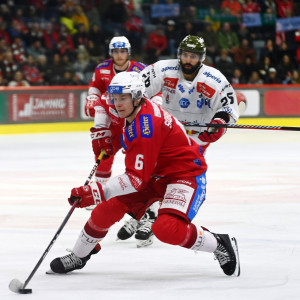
68 182 105 208
90 127 113 158
85 94 100 117
198 118 227 143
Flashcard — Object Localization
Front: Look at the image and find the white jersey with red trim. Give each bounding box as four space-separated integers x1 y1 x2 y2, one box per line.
102 99 207 200
88 58 147 96
140 59 239 134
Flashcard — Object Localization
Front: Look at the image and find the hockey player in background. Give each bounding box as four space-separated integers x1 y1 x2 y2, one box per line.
84 36 158 247
141 34 240 150
49 72 240 277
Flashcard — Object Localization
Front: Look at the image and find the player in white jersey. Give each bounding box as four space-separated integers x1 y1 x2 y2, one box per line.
117 35 240 235
141 34 239 152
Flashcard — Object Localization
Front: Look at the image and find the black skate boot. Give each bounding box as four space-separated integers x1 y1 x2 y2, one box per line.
117 218 138 240
213 233 240 277
135 209 156 248
49 243 101 274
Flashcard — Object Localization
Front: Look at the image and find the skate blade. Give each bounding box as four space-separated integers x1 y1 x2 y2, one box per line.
231 237 241 277
45 269 71 275
136 236 154 248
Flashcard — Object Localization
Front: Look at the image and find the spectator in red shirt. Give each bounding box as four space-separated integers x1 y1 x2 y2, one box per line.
276 0 294 18
0 21 11 45
221 0 243 17
144 25 167 64
43 22 60 53
234 38 257 66
22 54 44 85
125 9 144 54
243 0 261 13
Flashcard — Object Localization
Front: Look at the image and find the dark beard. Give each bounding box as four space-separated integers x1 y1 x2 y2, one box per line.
180 62 201 75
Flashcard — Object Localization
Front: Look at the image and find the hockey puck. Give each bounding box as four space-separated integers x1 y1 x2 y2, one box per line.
19 288 33 294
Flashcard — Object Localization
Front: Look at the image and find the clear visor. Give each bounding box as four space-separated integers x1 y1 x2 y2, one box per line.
178 49 205 62
106 91 133 105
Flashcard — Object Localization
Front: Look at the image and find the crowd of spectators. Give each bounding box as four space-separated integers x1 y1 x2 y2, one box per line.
0 0 300 87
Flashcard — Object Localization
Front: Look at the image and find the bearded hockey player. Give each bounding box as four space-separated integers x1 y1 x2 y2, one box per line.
141 35 240 154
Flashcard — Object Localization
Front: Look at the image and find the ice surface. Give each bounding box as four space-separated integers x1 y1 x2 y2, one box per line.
1 130 300 300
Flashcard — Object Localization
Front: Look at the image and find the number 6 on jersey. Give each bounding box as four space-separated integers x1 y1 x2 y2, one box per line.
135 154 144 170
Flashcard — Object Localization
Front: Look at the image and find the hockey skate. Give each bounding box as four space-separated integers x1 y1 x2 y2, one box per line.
213 233 240 277
117 217 138 240
48 243 101 274
135 209 156 248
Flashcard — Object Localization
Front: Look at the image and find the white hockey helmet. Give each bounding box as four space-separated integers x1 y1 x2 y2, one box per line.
107 71 145 104
109 36 131 55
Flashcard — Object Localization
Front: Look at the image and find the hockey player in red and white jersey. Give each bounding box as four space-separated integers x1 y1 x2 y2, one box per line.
140 35 240 153
85 36 147 182
84 36 158 246
49 72 240 277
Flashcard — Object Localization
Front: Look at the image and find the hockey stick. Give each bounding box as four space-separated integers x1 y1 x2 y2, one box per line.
182 122 300 132
9 151 105 294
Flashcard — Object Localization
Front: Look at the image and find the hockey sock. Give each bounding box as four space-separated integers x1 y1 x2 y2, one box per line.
181 224 217 252
72 217 107 258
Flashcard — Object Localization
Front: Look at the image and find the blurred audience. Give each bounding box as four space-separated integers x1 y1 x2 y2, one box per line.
0 0 298 87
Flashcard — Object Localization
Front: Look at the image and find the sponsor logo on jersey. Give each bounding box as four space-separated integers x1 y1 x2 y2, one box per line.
127 172 143 190
100 69 111 74
163 77 178 89
164 87 176 94
189 87 195 94
130 66 143 72
161 66 179 72
176 180 192 186
163 109 172 127
221 83 231 92
149 101 161 117
165 188 188 207
96 60 110 69
196 82 216 98
140 114 153 138
126 119 137 142
188 173 206 220
222 106 233 114
179 98 190 108
178 84 185 93
203 71 222 83
197 97 211 109
151 67 156 78
118 176 128 190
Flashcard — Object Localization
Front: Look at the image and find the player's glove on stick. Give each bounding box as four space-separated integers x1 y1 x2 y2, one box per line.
90 127 113 158
85 94 100 117
68 182 105 208
198 118 227 143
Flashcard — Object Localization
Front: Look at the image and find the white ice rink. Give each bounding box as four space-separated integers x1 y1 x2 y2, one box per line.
1 129 300 300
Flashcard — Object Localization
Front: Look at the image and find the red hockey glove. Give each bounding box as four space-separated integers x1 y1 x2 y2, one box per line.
90 127 113 158
68 182 105 208
85 94 100 117
198 118 227 143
